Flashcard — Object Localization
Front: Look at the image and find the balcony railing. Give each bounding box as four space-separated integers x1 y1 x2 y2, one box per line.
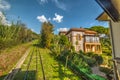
85 36 100 43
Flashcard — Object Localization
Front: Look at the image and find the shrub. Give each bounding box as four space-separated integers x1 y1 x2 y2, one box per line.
99 66 113 74
71 45 75 52
93 54 103 65
85 57 96 67
85 52 94 57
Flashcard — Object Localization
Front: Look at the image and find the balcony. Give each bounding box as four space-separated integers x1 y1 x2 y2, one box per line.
84 36 100 43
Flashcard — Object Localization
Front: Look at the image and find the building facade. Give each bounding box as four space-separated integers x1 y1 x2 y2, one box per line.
59 28 102 54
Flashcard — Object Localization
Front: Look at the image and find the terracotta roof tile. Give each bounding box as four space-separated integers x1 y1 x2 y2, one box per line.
66 28 97 35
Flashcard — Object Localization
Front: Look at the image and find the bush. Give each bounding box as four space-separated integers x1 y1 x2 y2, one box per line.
79 50 84 54
71 45 75 52
99 66 113 74
85 52 95 57
85 57 96 67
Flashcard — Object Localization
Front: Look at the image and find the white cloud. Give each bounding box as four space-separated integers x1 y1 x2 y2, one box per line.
37 15 48 23
40 0 47 3
0 11 10 26
37 0 48 4
37 0 66 11
53 13 63 23
52 0 66 11
48 17 51 21
37 13 63 23
31 29 34 32
57 28 69 32
0 0 11 10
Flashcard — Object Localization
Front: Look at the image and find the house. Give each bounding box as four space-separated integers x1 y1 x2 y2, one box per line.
59 28 102 54
59 31 67 35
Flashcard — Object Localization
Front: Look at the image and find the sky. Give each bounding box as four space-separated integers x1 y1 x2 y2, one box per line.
0 0 108 34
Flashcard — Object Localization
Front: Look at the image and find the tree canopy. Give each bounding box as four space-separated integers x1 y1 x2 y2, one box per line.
40 22 54 48
59 35 69 46
88 26 110 36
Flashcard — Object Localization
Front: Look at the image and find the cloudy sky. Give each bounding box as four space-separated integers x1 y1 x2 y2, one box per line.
0 0 108 34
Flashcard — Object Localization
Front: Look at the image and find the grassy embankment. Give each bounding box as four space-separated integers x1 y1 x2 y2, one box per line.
0 42 32 80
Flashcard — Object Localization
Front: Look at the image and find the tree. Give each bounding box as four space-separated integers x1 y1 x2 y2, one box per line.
59 35 69 50
58 35 71 71
93 54 103 65
0 21 39 50
88 26 109 36
59 35 69 46
40 22 54 48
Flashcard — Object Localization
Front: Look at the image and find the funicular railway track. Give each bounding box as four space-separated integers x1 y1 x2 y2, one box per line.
38 49 46 80
23 46 46 80
3 48 30 80
23 48 34 80
6 43 82 80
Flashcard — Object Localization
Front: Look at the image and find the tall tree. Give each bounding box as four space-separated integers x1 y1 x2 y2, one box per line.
40 22 54 48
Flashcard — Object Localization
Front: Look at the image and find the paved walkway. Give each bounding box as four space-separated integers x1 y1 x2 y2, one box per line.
4 48 30 80
91 66 106 78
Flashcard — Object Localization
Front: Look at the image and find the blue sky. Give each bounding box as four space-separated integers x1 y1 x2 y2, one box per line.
0 0 108 34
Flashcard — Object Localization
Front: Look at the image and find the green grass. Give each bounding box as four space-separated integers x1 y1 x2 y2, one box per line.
0 42 32 80
13 47 37 80
39 48 82 80
13 46 82 80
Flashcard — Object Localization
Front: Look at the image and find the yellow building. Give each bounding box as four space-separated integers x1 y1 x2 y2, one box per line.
59 28 102 54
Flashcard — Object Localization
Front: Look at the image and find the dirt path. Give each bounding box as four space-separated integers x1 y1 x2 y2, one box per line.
3 48 30 80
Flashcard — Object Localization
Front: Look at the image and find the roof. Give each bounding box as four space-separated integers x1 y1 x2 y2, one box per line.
66 28 97 35
85 30 97 34
96 12 110 21
96 0 120 21
59 31 67 33
59 31 67 35
66 28 86 35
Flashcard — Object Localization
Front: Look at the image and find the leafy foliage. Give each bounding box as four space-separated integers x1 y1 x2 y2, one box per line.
59 35 69 45
101 38 112 56
50 35 60 56
87 26 109 36
0 22 39 50
59 50 106 80
40 22 54 48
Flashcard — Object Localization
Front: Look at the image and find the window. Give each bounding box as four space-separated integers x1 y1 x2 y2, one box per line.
78 46 81 50
70 34 72 42
79 35 82 40
76 34 82 41
76 34 79 40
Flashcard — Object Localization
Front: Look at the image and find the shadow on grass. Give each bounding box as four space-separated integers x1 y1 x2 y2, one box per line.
14 70 36 80
51 60 80 80
0 74 6 80
0 68 37 80
49 52 81 80
32 43 44 49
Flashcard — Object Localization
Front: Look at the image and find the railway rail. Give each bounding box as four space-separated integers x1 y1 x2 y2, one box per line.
4 45 82 80
3 48 30 80
23 48 34 80
23 47 46 80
